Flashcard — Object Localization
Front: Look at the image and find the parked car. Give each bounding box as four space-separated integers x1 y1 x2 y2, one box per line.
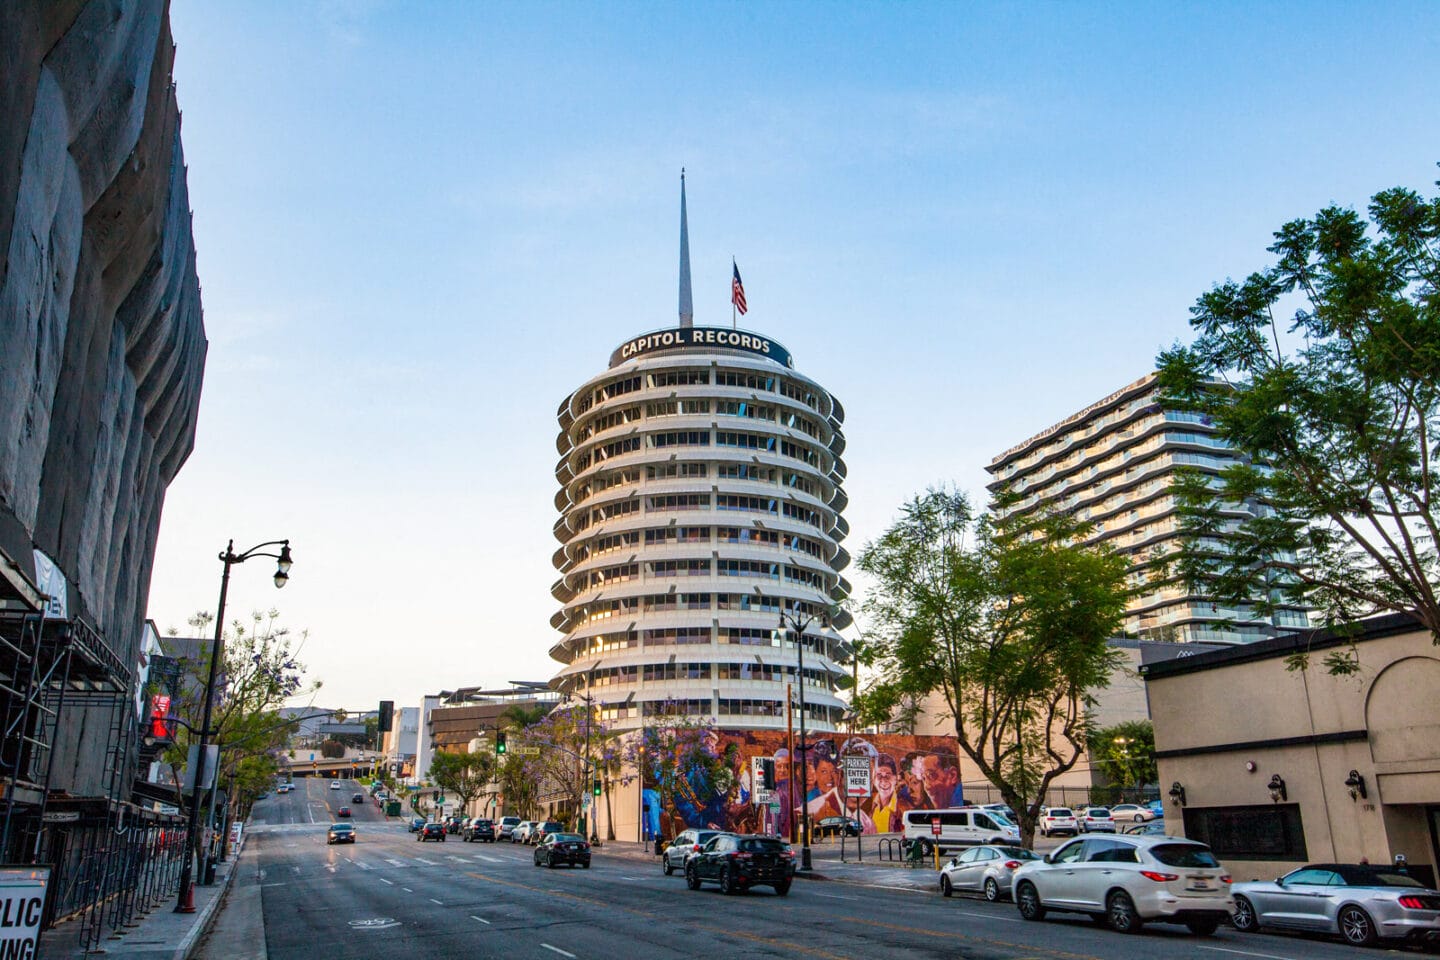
1145 799 1165 818
901 807 1020 854
1078 807 1116 833
512 821 537 844
685 834 795 896
1231 863 1440 948
532 821 566 845
1013 835 1234 935
663 830 728 875
326 822 355 845
940 845 1041 902
534 832 591 869
1038 807 1078 838
408 817 425 833
329 780 342 790
815 816 862 838
1109 804 1155 823
337 806 351 818
1122 821 1168 837
351 793 365 804
417 822 446 842
496 816 523 841
464 818 495 842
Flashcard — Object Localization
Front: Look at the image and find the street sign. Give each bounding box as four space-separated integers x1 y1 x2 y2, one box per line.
841 756 872 798
931 816 942 836
516 746 540 757
0 866 49 960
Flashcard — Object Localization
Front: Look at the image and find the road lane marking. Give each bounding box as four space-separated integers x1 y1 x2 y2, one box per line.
261 883 287 888
429 898 444 905
475 855 503 863
414 857 439 865
540 946 576 959
401 887 413 892
470 916 490 924
620 876 643 881
446 855 469 862
1199 949 1303 960
379 878 393 885
385 859 405 866
813 893 859 901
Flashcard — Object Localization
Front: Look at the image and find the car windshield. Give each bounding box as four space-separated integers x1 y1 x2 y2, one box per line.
330 824 352 831
1088 808 1110 816
995 846 1038 860
1150 843 1220 868
987 812 1015 826
738 838 787 853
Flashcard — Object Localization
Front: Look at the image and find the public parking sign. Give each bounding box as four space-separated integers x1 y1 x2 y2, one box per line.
0 866 49 960
841 757 872 798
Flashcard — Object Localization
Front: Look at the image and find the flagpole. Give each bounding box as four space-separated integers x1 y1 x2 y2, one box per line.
731 257 737 330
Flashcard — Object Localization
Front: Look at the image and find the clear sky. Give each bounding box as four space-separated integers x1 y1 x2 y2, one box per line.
149 1 1440 712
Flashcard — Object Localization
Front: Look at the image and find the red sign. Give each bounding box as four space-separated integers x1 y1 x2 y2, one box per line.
149 694 172 740
931 816 942 837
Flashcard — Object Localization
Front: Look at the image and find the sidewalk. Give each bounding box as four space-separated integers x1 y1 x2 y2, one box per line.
41 856 240 959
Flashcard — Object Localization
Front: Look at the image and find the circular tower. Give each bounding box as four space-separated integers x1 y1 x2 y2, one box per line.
550 327 852 732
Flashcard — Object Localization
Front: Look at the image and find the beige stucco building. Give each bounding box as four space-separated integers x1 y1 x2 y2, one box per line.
1142 613 1440 886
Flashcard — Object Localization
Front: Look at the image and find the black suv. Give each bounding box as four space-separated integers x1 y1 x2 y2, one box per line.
464 818 495 842
815 816 862 838
686 834 795 896
418 822 446 842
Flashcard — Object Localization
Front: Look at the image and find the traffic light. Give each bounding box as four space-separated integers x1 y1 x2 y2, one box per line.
760 758 776 790
592 780 602 797
378 700 394 733
495 731 507 755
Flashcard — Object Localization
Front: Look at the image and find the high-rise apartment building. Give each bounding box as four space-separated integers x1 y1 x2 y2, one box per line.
549 178 852 731
986 373 1310 644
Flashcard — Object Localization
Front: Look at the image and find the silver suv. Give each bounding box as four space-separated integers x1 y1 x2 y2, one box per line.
662 829 728 875
1013 834 1234 935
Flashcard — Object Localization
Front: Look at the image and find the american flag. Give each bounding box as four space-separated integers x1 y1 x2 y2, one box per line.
731 261 748 315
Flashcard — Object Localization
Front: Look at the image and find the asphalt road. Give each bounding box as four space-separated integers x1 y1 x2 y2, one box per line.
243 780 1412 960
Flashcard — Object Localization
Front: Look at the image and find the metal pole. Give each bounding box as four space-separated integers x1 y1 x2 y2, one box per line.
792 613 813 871
176 542 232 912
785 683 795 844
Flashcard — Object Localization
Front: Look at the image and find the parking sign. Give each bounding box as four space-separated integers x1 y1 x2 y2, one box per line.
841 756 872 798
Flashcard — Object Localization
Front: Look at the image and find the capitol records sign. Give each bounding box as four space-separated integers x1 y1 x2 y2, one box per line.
609 327 793 369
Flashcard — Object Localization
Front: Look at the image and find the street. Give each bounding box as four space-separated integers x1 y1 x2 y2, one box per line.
227 780 1401 960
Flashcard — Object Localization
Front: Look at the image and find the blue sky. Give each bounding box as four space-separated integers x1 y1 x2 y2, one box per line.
149 1 1440 711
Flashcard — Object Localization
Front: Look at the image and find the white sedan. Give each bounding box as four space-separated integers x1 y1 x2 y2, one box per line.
1110 804 1156 823
329 780 342 790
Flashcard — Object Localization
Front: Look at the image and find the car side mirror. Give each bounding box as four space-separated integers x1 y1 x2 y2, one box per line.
1275 877 1285 885
1043 854 1053 864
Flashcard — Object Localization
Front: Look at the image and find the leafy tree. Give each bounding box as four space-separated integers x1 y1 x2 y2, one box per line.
428 749 497 818
1090 720 1157 792
1157 168 1440 671
319 739 345 759
623 708 735 841
508 704 616 829
854 487 1131 847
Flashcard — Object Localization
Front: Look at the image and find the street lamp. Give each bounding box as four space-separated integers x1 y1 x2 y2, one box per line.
778 601 828 872
176 538 292 914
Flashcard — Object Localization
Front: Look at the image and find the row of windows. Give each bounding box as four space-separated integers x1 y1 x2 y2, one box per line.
578 594 833 623
575 560 829 590
573 524 826 563
572 463 821 509
593 699 843 723
576 368 825 418
578 429 824 471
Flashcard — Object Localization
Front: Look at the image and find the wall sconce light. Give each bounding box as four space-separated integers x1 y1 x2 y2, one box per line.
1344 770 1367 801
1268 774 1288 803
1244 761 1256 773
1168 781 1186 807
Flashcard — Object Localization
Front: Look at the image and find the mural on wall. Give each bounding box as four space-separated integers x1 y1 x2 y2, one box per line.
641 729 961 841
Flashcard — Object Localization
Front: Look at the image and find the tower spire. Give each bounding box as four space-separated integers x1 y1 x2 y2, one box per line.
678 168 693 329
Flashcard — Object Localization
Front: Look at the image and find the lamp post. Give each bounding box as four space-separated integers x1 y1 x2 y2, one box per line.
778 602 828 872
175 539 291 914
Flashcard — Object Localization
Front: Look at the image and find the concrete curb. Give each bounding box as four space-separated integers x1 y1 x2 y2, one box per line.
171 853 240 960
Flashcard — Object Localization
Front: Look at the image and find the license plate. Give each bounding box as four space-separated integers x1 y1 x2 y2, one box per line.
1188 880 1210 890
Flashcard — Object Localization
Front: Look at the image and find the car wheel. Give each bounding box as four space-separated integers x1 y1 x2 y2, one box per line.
685 864 701 891
1338 905 1377 947
1016 882 1045 921
774 881 790 897
720 866 737 895
1231 895 1259 932
1134 814 1145 823
1186 919 1220 936
941 876 953 898
663 857 674 876
1040 828 1048 838
548 855 557 869
582 861 590 869
984 878 1001 903
1107 891 1143 934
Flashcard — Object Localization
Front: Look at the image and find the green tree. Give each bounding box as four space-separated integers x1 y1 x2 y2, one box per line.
854 487 1131 847
428 750 497 818
1157 167 1440 672
1090 720 1157 793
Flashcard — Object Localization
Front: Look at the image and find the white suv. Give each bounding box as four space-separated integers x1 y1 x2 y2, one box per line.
1013 835 1234 935
1078 807 1116 833
1039 807 1078 837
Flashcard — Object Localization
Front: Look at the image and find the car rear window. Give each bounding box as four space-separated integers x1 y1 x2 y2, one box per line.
739 838 787 853
1049 808 1073 817
552 834 585 843
1150 843 1220 868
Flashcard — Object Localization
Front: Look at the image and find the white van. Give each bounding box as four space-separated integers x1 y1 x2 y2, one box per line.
902 807 1021 853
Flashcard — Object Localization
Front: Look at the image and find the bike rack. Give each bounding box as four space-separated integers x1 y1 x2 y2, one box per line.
878 837 904 862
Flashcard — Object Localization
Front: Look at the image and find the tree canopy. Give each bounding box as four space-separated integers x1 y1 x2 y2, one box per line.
1089 720 1157 792
1157 167 1440 670
428 749 497 816
854 487 1131 846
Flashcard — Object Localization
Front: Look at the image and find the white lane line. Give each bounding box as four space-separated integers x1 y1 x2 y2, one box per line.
379 878 394 885
385 859 405 866
353 861 372 871
291 866 301 874
446 855 468 862
812 892 859 901
470 916 490 924
475 855 503 863
402 887 413 893
429 898 444 905
947 908 1020 924
540 946 576 959
1199 949 1303 960
414 857 439 865
261 883 287 888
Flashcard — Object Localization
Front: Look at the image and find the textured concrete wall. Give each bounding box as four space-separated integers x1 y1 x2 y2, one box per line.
0 0 207 795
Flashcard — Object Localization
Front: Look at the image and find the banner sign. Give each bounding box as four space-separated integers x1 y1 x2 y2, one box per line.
149 694 173 740
609 326 793 369
0 865 50 960
31 550 67 619
842 757 872 798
